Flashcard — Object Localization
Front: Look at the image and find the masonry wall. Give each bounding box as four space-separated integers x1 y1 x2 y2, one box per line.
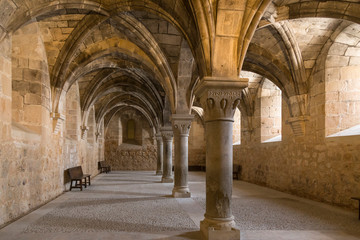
234 109 360 209
104 109 156 170
189 111 240 167
188 114 206 166
0 22 103 227
234 35 360 208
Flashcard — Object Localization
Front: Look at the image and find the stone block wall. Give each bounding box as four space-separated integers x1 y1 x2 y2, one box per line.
325 23 360 136
0 22 103 227
0 35 15 226
188 114 206 166
104 109 156 170
258 79 282 142
234 136 360 208
234 33 360 208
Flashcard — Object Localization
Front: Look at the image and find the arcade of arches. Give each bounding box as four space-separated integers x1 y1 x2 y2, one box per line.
1 0 360 239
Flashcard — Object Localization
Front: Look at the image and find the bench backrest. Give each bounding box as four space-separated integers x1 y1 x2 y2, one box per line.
233 164 242 173
99 161 109 167
68 166 84 179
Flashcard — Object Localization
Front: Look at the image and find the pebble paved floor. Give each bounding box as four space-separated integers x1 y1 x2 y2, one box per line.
1 171 360 240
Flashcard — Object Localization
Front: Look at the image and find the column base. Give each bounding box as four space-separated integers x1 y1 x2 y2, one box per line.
172 186 191 198
156 170 163 175
200 217 239 240
162 176 173 183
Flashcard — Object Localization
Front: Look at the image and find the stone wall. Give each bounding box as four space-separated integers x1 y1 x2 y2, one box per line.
234 135 360 208
104 109 156 170
0 22 103 227
234 35 360 208
0 35 16 226
259 79 282 142
188 114 206 166
325 23 360 136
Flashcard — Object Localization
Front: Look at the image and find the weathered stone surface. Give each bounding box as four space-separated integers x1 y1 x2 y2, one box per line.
104 109 156 171
1 2 360 238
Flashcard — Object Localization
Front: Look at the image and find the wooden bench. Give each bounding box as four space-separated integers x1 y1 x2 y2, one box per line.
233 164 242 180
98 161 111 173
351 197 360 219
68 166 91 191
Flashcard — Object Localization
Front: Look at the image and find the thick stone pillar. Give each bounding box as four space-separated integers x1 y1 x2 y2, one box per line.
195 77 248 240
161 127 174 183
171 114 194 198
155 133 163 175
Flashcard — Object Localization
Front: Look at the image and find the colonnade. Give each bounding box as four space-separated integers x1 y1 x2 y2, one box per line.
154 77 246 239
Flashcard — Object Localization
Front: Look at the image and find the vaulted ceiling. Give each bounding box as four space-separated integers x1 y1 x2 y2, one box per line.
2 0 360 132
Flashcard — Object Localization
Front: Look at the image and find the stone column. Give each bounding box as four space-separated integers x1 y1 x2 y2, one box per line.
161 126 174 183
171 114 194 198
155 133 163 175
195 76 248 239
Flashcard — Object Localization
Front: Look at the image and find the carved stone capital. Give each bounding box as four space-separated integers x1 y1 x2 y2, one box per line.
289 94 309 117
155 132 163 142
286 115 310 137
80 125 89 139
95 132 101 141
194 76 248 122
160 126 173 141
171 114 194 136
51 112 65 134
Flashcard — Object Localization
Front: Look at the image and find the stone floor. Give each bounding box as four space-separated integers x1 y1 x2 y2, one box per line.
1 171 360 240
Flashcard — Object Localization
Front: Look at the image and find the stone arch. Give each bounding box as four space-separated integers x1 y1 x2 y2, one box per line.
113 1 206 77
189 106 206 168
65 81 81 140
176 40 195 114
99 100 158 139
191 106 204 126
258 79 282 143
53 41 172 115
2 1 108 35
122 116 142 145
276 1 360 27
104 106 156 170
95 91 159 129
233 108 241 145
81 69 163 115
324 23 360 137
11 20 52 134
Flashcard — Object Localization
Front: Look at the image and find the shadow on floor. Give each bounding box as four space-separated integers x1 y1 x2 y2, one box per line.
153 231 201 240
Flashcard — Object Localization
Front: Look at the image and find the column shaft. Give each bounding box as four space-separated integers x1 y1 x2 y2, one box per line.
205 120 233 219
195 76 248 239
161 127 173 183
156 134 163 175
172 114 193 198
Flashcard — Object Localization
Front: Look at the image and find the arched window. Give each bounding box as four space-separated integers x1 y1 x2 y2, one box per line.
325 23 360 137
260 79 282 143
233 108 241 145
127 119 135 140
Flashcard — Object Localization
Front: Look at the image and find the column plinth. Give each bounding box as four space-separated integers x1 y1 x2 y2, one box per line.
155 133 163 175
172 114 194 198
161 127 174 183
195 76 248 240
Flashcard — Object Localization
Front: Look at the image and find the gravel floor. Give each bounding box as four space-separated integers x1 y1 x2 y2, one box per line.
193 197 360 231
23 197 197 233
23 172 197 233
2 171 360 240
